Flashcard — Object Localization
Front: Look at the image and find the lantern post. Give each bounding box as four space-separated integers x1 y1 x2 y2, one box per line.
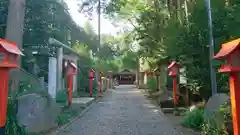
213 38 240 135
108 71 113 89
147 71 153 77
0 39 23 134
89 69 95 97
66 61 77 106
137 71 144 88
155 68 161 91
168 61 180 116
99 72 102 94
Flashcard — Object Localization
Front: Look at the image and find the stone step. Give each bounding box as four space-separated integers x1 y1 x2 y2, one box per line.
162 107 187 113
72 97 95 108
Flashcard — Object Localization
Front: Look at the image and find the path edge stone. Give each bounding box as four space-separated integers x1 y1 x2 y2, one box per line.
45 95 104 135
139 88 200 135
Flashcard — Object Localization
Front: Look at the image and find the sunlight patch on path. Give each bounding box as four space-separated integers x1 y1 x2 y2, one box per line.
113 90 141 94
142 104 157 108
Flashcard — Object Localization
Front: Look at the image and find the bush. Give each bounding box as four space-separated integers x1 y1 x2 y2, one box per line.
201 101 232 135
55 109 78 126
56 90 68 104
6 96 27 135
201 121 222 135
147 77 157 91
6 87 40 135
183 108 204 129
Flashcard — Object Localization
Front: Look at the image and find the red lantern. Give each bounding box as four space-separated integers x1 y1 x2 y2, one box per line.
89 69 95 97
89 69 95 79
213 38 240 135
98 72 102 81
168 61 180 77
168 61 180 105
0 39 23 131
66 61 77 106
67 62 77 76
98 72 102 93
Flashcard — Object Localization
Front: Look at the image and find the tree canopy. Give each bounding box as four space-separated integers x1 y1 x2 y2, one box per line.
79 0 240 98
4 0 236 98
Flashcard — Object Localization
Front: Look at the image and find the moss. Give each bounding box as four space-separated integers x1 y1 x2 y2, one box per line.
55 108 79 126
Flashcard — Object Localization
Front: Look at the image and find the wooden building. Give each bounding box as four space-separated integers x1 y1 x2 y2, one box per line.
112 69 136 85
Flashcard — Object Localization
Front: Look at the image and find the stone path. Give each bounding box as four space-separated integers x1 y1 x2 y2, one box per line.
57 85 183 135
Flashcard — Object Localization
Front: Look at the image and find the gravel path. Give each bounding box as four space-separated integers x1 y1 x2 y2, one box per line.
57 85 183 135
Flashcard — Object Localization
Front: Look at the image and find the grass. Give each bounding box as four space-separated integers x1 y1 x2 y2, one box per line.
55 107 79 126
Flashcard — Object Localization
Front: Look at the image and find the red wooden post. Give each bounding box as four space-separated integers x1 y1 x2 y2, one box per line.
99 72 102 93
213 38 240 135
68 75 73 105
147 71 153 76
229 72 240 135
0 69 9 131
168 61 180 115
66 62 77 106
173 76 178 105
0 39 23 134
89 78 93 96
89 69 95 97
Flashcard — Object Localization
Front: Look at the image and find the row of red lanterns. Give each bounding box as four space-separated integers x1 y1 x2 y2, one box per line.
1 37 240 134
167 38 240 135
0 38 108 134
89 69 107 97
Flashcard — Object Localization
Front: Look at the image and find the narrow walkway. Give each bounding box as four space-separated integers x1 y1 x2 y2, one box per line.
57 85 183 135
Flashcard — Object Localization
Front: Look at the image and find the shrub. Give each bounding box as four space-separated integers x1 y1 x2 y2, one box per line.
6 86 40 135
6 96 27 135
201 101 232 135
55 109 78 126
183 108 204 129
56 90 68 104
147 77 157 91
201 121 222 135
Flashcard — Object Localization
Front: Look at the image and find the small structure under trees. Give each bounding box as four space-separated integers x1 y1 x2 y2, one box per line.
113 69 136 85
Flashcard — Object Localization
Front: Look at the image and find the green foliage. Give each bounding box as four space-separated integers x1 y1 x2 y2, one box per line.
120 50 138 70
201 102 232 135
55 108 78 126
6 95 27 135
0 0 8 37
75 89 89 97
147 77 157 91
201 121 222 135
1 0 101 75
6 82 43 135
183 108 204 129
92 78 98 93
56 90 68 104
94 0 240 98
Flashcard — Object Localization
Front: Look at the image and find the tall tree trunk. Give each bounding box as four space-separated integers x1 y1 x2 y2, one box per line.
177 0 182 24
5 0 25 63
156 75 160 91
5 0 26 91
184 0 189 23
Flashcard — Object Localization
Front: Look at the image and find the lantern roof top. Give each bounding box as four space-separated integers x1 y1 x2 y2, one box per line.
153 67 161 72
70 62 77 69
0 38 23 55
168 61 180 69
214 38 240 59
